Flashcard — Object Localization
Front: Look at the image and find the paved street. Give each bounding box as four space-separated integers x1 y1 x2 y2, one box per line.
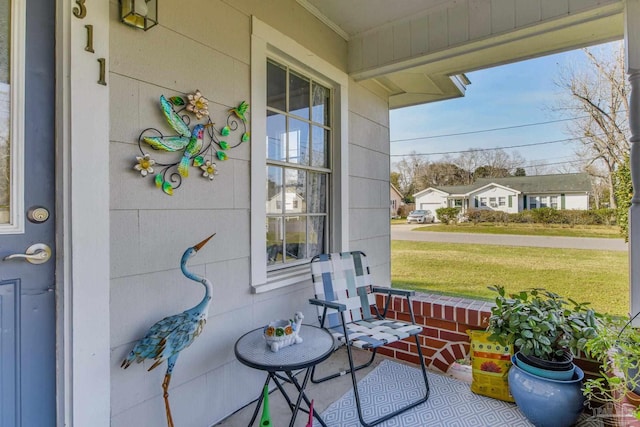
391 224 628 251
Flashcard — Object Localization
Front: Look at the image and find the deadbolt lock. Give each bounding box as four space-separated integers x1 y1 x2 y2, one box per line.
27 207 50 223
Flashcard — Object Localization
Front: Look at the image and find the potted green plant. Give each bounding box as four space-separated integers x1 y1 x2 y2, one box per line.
487 286 599 373
486 286 599 427
582 313 640 424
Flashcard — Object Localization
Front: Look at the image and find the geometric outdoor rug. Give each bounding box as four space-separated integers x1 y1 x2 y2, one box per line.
318 359 534 427
318 359 605 427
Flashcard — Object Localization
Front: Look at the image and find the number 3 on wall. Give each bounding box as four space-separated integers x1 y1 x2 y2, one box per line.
73 0 87 19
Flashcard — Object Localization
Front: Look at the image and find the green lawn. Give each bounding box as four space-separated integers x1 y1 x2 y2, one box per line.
391 240 629 316
409 223 622 239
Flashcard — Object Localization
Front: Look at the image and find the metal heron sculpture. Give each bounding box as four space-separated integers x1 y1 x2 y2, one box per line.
121 233 215 427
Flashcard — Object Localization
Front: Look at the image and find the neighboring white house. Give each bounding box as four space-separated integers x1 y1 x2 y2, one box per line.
413 173 592 217
267 190 305 213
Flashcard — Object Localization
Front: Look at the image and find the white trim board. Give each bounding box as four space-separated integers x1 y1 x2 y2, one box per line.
250 16 349 293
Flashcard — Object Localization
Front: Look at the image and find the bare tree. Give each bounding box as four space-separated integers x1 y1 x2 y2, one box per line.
392 148 530 197
584 163 612 208
480 148 522 177
453 150 482 184
393 152 428 200
452 148 525 181
555 43 630 208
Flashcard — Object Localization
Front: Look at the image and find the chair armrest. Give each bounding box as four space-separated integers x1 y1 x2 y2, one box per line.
309 298 347 312
371 286 415 297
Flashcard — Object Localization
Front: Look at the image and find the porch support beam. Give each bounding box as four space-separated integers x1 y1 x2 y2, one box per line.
626 0 640 321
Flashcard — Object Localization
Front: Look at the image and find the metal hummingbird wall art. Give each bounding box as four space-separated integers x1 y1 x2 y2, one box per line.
133 90 249 195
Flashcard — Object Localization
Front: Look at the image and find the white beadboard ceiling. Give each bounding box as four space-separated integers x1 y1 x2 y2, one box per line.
297 0 456 39
296 0 623 109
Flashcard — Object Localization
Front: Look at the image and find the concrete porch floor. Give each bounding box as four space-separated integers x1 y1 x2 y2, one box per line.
213 348 606 427
214 348 391 427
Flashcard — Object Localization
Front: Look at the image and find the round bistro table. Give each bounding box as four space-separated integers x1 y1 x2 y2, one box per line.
234 324 335 427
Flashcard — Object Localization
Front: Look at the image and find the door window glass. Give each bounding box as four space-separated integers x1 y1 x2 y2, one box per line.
0 1 10 224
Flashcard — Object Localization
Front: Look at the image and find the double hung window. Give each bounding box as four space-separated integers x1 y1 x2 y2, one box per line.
251 17 348 292
265 59 331 268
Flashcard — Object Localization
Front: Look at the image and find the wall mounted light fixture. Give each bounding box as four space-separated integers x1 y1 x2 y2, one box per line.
119 0 158 31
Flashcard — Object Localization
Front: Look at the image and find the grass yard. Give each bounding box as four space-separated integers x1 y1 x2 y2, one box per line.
391 240 629 316
412 223 622 239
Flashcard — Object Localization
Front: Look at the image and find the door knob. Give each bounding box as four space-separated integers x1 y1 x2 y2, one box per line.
4 243 52 264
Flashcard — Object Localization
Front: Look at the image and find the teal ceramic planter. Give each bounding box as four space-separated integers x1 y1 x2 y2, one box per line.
508 355 585 427
514 352 575 381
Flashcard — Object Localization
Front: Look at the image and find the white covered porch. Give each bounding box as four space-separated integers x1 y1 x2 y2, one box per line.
52 1 640 426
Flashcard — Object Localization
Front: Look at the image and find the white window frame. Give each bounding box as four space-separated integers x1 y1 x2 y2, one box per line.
0 0 26 234
540 196 548 208
250 17 349 293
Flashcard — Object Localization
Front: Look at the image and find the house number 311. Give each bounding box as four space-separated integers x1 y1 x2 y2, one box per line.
73 0 107 86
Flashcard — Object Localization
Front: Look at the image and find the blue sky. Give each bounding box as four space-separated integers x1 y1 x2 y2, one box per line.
389 41 619 174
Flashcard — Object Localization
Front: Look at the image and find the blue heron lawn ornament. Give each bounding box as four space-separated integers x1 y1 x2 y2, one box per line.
121 233 216 427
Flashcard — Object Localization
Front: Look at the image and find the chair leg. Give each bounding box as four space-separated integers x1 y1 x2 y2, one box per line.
351 333 431 427
310 346 377 384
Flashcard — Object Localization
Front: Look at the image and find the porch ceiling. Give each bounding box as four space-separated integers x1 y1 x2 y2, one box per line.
297 0 624 109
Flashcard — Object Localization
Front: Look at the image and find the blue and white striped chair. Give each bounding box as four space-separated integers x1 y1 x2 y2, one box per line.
309 251 430 427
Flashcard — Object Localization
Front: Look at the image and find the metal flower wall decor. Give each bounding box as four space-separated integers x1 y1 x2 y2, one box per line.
133 90 249 195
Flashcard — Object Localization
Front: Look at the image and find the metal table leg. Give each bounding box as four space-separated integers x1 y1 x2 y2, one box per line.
284 370 327 427
247 370 327 427
247 376 271 426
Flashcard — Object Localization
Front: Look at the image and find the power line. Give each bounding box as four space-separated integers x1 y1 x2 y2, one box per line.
390 116 586 142
390 135 584 157
522 158 587 169
391 111 628 142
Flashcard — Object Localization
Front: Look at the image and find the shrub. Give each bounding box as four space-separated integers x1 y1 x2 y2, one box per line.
530 207 566 224
435 207 460 224
508 211 534 223
462 209 509 224
591 208 617 225
465 209 483 224
397 205 413 218
476 208 618 226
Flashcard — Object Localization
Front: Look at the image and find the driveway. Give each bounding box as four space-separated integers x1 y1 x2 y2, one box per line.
391 224 628 251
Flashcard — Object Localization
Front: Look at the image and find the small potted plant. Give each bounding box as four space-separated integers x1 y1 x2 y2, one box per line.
486 286 599 427
582 313 640 424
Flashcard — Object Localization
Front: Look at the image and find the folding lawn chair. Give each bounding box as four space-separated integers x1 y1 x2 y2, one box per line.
309 251 430 427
